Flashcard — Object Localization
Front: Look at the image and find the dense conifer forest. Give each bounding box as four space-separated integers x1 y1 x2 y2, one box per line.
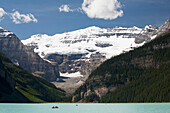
74 31 170 102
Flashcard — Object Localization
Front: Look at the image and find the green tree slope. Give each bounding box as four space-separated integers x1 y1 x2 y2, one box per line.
0 50 69 103
74 31 170 102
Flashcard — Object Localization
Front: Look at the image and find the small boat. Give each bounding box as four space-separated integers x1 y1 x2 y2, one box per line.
52 106 59 109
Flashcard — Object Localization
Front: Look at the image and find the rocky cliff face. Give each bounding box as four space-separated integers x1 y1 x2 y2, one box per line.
158 19 170 35
0 27 60 81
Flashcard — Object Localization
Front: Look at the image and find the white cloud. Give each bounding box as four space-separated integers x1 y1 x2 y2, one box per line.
59 4 83 13
10 11 38 24
59 5 73 12
0 7 38 24
0 8 7 21
82 0 123 20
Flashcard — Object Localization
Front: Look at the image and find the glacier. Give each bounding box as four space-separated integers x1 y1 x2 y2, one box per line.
22 26 153 59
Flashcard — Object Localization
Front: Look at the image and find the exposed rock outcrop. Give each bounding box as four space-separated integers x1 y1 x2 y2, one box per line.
0 27 60 81
158 19 170 35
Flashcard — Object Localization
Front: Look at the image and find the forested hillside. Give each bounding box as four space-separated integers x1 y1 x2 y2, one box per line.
73 30 170 102
0 50 70 103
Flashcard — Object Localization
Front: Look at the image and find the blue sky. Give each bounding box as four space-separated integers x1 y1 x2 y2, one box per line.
0 0 169 40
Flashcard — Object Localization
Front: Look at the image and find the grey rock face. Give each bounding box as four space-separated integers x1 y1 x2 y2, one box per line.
157 19 170 35
45 52 105 77
135 25 158 43
0 28 60 82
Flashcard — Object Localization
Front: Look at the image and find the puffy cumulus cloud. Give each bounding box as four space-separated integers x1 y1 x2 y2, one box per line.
10 11 38 24
0 7 38 24
59 5 73 12
0 8 7 21
82 0 123 20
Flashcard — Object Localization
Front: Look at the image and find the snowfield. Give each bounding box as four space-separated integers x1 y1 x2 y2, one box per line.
22 26 147 59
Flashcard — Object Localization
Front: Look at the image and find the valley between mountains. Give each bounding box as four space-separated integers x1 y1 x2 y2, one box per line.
0 19 169 102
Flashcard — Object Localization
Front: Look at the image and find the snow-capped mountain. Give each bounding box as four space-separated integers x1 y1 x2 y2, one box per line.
0 27 14 37
16 19 170 93
22 26 156 59
22 25 158 81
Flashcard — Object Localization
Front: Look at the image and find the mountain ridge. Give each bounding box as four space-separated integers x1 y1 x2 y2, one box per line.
22 25 157 58
22 24 158 80
21 21 168 94
0 27 60 82
73 29 170 102
1 19 169 95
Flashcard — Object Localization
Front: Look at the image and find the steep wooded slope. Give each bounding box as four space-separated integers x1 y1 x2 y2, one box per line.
0 51 69 102
73 30 170 102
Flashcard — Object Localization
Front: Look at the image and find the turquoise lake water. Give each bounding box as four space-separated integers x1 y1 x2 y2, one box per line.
0 103 169 113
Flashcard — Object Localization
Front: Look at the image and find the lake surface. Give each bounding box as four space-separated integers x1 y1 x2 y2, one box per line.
0 103 169 113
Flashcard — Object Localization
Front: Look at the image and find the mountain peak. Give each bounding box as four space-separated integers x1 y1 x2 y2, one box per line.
29 34 48 39
166 19 170 23
22 25 153 59
162 19 170 27
86 26 101 29
158 19 170 35
0 26 14 37
143 25 158 32
131 26 140 29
